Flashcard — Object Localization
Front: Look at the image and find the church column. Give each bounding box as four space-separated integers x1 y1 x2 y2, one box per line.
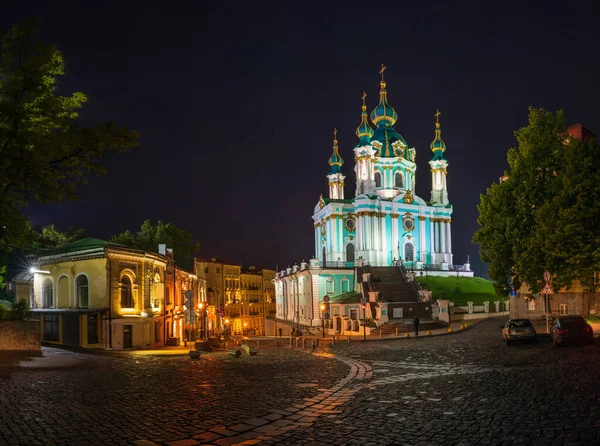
446 218 452 256
315 225 319 259
331 216 338 256
419 216 426 262
440 220 447 254
381 213 387 265
374 213 380 255
430 218 436 256
356 214 363 251
392 214 399 260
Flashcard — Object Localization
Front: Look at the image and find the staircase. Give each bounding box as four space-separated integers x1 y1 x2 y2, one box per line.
368 266 420 303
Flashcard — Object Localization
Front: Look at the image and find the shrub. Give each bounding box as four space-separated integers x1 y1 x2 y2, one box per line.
586 315 600 323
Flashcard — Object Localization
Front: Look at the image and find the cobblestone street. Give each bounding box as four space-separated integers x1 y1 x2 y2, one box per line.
2 318 600 445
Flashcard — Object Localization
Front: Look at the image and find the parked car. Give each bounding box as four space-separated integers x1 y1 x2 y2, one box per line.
550 315 594 347
501 319 537 345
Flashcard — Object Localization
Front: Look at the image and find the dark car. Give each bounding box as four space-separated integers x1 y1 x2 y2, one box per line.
551 315 594 347
501 319 536 345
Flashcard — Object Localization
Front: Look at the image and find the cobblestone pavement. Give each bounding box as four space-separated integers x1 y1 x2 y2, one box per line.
0 348 347 445
3 318 600 446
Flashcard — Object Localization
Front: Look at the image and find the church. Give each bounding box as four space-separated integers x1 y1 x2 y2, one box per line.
270 68 471 336
315 66 453 269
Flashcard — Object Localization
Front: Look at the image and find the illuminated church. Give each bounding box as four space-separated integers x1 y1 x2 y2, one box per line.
313 67 454 269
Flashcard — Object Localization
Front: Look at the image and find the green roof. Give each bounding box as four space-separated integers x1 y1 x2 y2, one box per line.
44 237 127 256
329 291 362 304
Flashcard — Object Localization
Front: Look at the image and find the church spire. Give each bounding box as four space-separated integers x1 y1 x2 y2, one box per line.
327 128 345 199
370 64 398 128
430 110 447 160
355 92 374 147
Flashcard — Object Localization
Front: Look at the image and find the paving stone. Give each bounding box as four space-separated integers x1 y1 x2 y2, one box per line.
262 413 283 421
228 424 255 433
193 431 224 442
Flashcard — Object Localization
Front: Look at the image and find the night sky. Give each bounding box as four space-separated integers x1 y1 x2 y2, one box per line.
2 1 599 276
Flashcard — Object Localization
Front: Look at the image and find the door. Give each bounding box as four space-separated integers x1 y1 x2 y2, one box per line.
123 325 133 348
87 314 98 344
346 244 355 264
392 307 404 319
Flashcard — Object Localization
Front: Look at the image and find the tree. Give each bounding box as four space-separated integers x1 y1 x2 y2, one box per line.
474 108 600 304
111 220 200 270
30 224 86 251
0 20 139 284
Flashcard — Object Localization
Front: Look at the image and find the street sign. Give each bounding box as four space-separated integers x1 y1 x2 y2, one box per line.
324 312 330 320
544 270 551 283
361 295 367 305
509 290 517 297
540 283 554 295
323 295 330 303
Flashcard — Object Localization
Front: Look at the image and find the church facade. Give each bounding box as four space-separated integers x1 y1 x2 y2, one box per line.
314 70 453 269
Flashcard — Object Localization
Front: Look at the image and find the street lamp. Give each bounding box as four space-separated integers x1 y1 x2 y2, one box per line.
320 303 326 338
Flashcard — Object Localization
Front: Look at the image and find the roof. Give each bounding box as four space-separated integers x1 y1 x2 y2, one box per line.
44 237 126 256
567 123 596 141
329 291 362 304
11 270 33 283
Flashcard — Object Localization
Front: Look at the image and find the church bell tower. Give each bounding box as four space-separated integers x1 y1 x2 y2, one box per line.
327 128 345 199
429 110 449 206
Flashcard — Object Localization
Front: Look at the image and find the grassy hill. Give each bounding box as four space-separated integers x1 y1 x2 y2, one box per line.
416 276 501 306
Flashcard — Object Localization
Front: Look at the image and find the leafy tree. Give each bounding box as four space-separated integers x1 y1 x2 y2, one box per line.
474 108 600 308
0 20 139 284
111 220 200 270
30 224 86 251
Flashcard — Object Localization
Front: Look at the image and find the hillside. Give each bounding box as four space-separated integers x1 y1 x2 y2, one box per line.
416 276 501 306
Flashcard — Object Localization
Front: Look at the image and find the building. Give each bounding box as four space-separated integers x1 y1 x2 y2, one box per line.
274 70 470 334
30 238 206 350
195 258 275 336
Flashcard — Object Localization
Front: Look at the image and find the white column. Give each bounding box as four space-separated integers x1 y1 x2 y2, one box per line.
440 220 447 254
365 215 371 251
392 216 399 260
331 216 337 255
356 215 363 250
446 219 452 255
419 217 426 261
381 214 387 265
374 214 380 254
430 219 435 255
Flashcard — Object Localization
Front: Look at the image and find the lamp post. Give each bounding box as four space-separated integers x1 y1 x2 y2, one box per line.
320 303 325 338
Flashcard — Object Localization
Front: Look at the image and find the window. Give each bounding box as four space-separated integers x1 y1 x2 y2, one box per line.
204 267 208 274
395 171 404 188
527 299 536 311
42 279 53 308
350 309 358 320
374 171 382 188
77 275 89 308
121 276 133 308
341 278 350 293
87 314 98 344
216 268 221 273
560 304 568 315
326 277 334 295
404 243 414 261
44 314 59 342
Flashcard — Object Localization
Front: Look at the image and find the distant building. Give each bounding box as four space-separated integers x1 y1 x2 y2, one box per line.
195 258 275 336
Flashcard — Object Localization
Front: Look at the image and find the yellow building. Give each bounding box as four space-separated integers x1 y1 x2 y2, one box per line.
195 258 275 336
31 238 168 350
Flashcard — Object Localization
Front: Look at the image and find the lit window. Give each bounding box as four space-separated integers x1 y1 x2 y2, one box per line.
42 279 53 308
121 276 133 308
77 275 89 309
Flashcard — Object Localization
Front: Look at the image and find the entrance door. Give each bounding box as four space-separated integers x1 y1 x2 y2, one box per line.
87 314 98 344
346 244 355 264
123 325 133 348
392 307 404 319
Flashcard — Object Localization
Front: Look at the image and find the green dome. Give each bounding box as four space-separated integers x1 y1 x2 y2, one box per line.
328 130 344 174
370 81 398 127
371 126 408 157
355 100 374 147
430 116 446 160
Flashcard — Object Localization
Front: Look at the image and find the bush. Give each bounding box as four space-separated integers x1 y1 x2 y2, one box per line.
0 299 31 321
586 315 600 323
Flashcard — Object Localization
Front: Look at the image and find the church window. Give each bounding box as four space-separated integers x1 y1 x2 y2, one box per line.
404 243 414 262
395 171 404 188
374 171 382 188
326 277 334 295
346 244 355 263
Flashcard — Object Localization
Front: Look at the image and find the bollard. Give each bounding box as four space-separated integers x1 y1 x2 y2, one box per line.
347 336 351 344
297 337 300 348
380 330 383 338
460 324 464 329
464 322 469 328
448 327 453 333
316 338 320 347
332 336 335 344
395 328 399 336
404 332 410 338
426 331 431 336
312 340 316 350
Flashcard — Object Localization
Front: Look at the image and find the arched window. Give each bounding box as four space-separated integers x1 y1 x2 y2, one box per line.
341 277 350 293
326 277 334 295
42 278 53 308
121 275 133 308
374 171 382 188
404 243 414 262
395 171 404 188
77 275 89 308
346 243 355 263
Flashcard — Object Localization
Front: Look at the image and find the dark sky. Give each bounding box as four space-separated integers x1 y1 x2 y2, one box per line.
2 1 599 276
